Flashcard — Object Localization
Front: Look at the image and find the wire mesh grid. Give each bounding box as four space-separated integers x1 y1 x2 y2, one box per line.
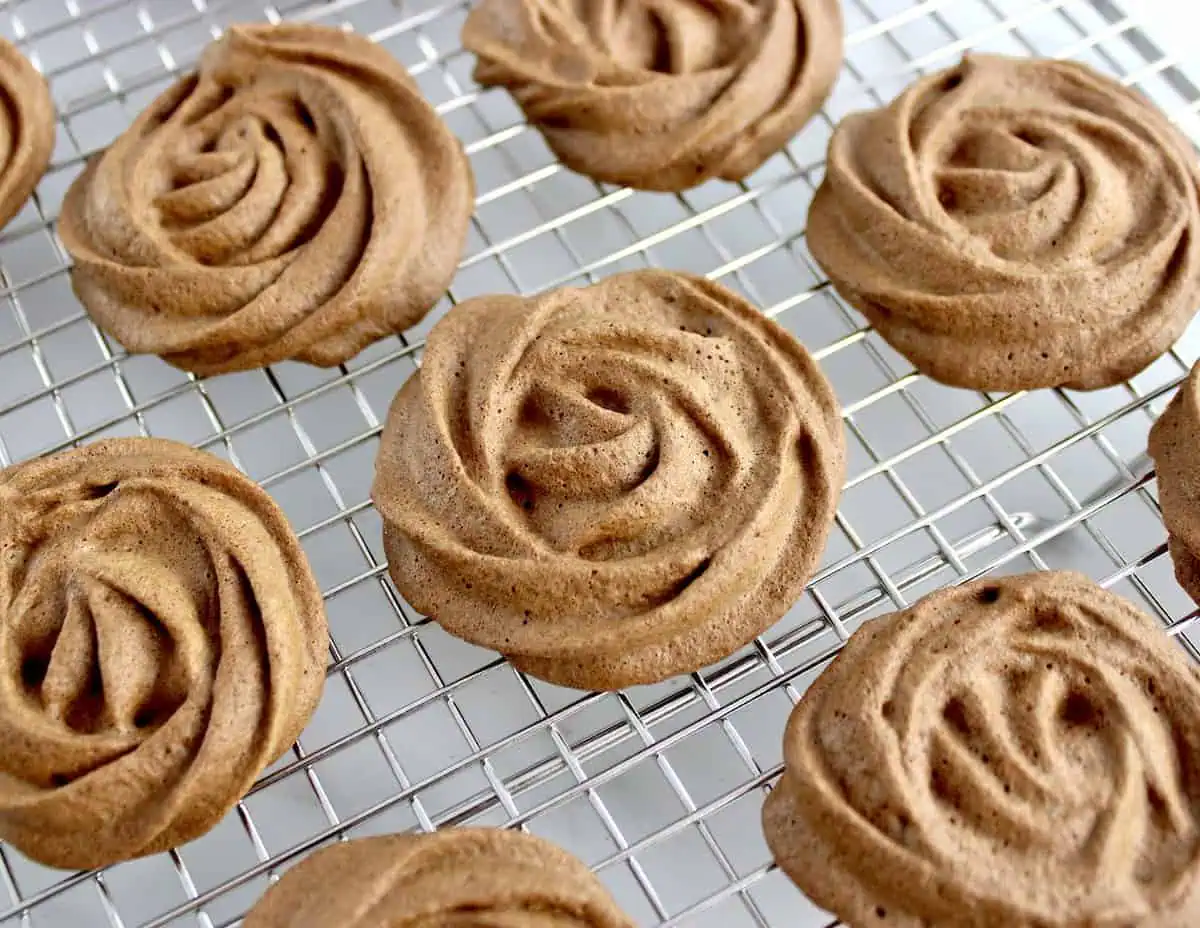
0 0 1196 924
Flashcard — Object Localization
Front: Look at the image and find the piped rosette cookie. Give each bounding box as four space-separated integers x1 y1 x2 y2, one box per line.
0 37 54 229
808 54 1200 391
59 24 473 375
0 439 327 869
764 571 1200 927
373 270 844 690
243 828 634 927
462 0 843 191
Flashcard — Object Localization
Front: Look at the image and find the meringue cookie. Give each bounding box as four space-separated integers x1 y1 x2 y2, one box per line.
808 54 1200 392
1150 361 1200 607
765 571 1200 927
0 439 327 869
59 23 473 376
0 37 54 228
242 828 634 927
373 270 844 690
462 0 843 191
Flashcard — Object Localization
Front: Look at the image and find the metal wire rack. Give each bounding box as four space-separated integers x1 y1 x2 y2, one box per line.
0 0 1196 924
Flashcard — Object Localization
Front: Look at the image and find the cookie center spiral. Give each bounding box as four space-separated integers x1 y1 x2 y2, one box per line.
149 78 339 268
912 59 1186 265
2 481 221 785
495 318 758 564
573 0 753 73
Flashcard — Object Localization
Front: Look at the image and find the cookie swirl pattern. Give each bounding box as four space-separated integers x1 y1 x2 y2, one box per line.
373 270 844 690
0 439 327 870
243 829 634 927
462 0 843 191
59 23 473 375
808 54 1200 391
764 571 1200 927
0 37 54 229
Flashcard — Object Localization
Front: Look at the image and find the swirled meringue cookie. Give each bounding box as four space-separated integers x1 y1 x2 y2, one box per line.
1150 362 1200 607
0 439 327 870
373 270 844 690
0 38 54 229
243 828 633 927
58 24 473 376
764 571 1200 927
462 0 843 192
808 54 1200 392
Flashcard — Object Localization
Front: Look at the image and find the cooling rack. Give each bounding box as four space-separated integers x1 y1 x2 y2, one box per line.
0 0 1196 925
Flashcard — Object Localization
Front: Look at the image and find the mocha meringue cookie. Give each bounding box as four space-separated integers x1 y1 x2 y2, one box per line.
58 23 473 376
462 0 843 191
0 439 327 870
0 37 54 228
764 572 1200 927
242 828 634 927
373 270 844 690
808 54 1200 392
1150 361 1200 607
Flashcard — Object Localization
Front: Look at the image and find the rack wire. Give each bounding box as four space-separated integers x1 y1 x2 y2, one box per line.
0 0 1196 924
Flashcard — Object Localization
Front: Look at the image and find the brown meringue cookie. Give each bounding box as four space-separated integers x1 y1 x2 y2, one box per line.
0 37 54 229
243 828 634 927
462 0 843 192
1150 362 1200 607
373 270 844 690
0 438 327 870
58 23 473 376
808 54 1200 392
764 571 1200 928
